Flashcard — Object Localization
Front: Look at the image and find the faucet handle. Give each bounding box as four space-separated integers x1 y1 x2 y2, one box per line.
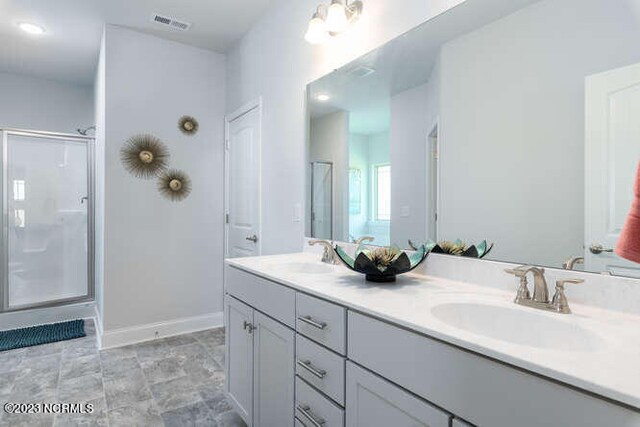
505 268 531 303
551 279 584 314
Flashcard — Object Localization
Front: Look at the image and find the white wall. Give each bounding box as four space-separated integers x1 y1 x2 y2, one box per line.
93 31 106 333
226 0 466 254
101 26 225 341
348 133 369 239
390 73 441 248
437 0 640 267
309 111 349 241
0 71 93 134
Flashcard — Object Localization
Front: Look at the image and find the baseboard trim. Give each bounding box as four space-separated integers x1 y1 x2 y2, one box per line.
100 312 224 349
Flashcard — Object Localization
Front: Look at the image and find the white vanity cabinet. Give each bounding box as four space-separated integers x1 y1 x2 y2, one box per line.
345 362 451 427
225 264 640 427
225 295 295 427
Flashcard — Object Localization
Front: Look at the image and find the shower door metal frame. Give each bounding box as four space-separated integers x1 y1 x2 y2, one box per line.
0 128 95 313
309 160 334 239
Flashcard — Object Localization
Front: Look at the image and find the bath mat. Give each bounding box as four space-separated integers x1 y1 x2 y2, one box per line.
0 319 85 352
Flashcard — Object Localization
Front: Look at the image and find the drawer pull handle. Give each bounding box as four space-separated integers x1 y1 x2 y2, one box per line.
296 404 326 427
297 359 327 379
243 321 255 334
297 315 327 330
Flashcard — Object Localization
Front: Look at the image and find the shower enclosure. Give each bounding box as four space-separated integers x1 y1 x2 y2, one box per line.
0 129 94 312
310 161 333 240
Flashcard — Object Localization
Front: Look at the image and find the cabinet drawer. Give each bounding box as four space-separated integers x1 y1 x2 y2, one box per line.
346 361 451 427
226 265 296 327
348 311 640 427
296 293 346 354
296 376 344 427
296 334 345 405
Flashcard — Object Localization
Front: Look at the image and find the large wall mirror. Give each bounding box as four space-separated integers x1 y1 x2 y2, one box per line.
305 0 640 278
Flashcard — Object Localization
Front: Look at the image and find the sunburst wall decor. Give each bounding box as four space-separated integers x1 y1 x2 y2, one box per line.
158 169 192 202
178 115 199 135
120 134 169 179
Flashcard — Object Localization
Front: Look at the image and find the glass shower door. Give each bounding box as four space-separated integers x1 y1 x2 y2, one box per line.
2 130 92 310
310 161 333 240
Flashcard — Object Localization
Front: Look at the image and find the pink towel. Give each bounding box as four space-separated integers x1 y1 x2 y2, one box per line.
615 161 640 264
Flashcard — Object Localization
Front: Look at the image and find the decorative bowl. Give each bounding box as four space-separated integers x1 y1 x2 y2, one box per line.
425 239 494 258
334 244 430 283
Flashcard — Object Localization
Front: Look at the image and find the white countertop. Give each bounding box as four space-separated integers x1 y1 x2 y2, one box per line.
226 252 640 409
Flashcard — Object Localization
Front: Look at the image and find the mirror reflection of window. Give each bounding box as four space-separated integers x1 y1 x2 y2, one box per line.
13 180 25 201
374 164 391 221
14 209 26 228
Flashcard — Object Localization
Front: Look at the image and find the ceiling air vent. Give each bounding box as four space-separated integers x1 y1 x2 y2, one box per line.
151 14 192 31
347 65 376 78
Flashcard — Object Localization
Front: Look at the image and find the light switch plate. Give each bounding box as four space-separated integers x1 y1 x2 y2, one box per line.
293 203 302 222
400 205 411 217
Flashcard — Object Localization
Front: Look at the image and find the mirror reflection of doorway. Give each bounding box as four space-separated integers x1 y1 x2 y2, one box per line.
428 123 439 243
310 161 333 240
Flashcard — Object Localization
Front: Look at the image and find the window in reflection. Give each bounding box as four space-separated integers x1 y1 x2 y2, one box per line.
14 209 25 228
13 180 25 201
374 164 391 221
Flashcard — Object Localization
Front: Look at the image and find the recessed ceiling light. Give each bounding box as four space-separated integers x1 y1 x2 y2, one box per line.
316 94 330 101
18 22 46 35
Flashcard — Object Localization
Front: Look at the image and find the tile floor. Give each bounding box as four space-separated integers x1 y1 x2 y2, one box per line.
0 320 246 427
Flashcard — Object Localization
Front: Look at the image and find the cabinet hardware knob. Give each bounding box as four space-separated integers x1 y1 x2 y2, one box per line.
243 321 255 333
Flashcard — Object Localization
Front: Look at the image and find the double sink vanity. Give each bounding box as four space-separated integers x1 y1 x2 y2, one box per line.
224 249 640 427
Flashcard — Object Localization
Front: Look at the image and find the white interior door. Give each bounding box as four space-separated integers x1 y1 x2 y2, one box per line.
226 103 261 258
586 62 640 277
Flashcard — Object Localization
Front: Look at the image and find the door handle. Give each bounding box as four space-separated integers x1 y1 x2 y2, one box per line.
246 235 258 243
589 244 614 255
80 196 88 204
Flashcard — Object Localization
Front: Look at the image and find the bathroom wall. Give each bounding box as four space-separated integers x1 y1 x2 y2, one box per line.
226 0 467 254
390 73 440 247
93 31 106 332
436 0 640 267
100 25 225 345
309 111 349 240
0 71 94 134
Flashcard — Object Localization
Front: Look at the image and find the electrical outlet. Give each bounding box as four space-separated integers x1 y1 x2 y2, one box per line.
293 203 302 222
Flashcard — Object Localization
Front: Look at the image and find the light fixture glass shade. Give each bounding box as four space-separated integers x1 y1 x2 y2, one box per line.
19 22 45 35
326 0 349 33
305 15 329 44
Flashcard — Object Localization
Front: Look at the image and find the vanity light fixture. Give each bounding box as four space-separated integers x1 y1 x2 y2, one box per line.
305 0 363 45
18 22 45 35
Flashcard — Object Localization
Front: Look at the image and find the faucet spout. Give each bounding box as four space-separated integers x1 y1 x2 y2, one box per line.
308 239 339 264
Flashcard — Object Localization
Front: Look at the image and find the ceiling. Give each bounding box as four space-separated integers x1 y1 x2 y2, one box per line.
308 0 542 135
0 0 277 86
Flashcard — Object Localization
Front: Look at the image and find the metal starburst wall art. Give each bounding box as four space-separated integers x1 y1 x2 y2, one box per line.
157 169 192 202
120 134 170 179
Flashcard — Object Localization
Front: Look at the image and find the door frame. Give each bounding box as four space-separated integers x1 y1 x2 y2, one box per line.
426 117 441 242
0 128 95 313
224 98 263 258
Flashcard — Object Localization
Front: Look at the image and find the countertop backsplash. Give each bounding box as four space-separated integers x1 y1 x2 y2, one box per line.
302 238 640 316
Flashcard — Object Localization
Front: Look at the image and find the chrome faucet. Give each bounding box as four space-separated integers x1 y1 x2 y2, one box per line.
353 236 374 245
563 256 584 270
504 265 583 314
308 240 339 264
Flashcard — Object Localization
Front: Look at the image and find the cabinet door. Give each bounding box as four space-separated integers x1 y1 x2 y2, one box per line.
253 311 295 427
346 362 450 427
225 296 254 425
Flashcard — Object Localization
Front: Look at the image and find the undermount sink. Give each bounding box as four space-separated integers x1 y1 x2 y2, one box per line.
271 261 334 275
431 302 600 351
